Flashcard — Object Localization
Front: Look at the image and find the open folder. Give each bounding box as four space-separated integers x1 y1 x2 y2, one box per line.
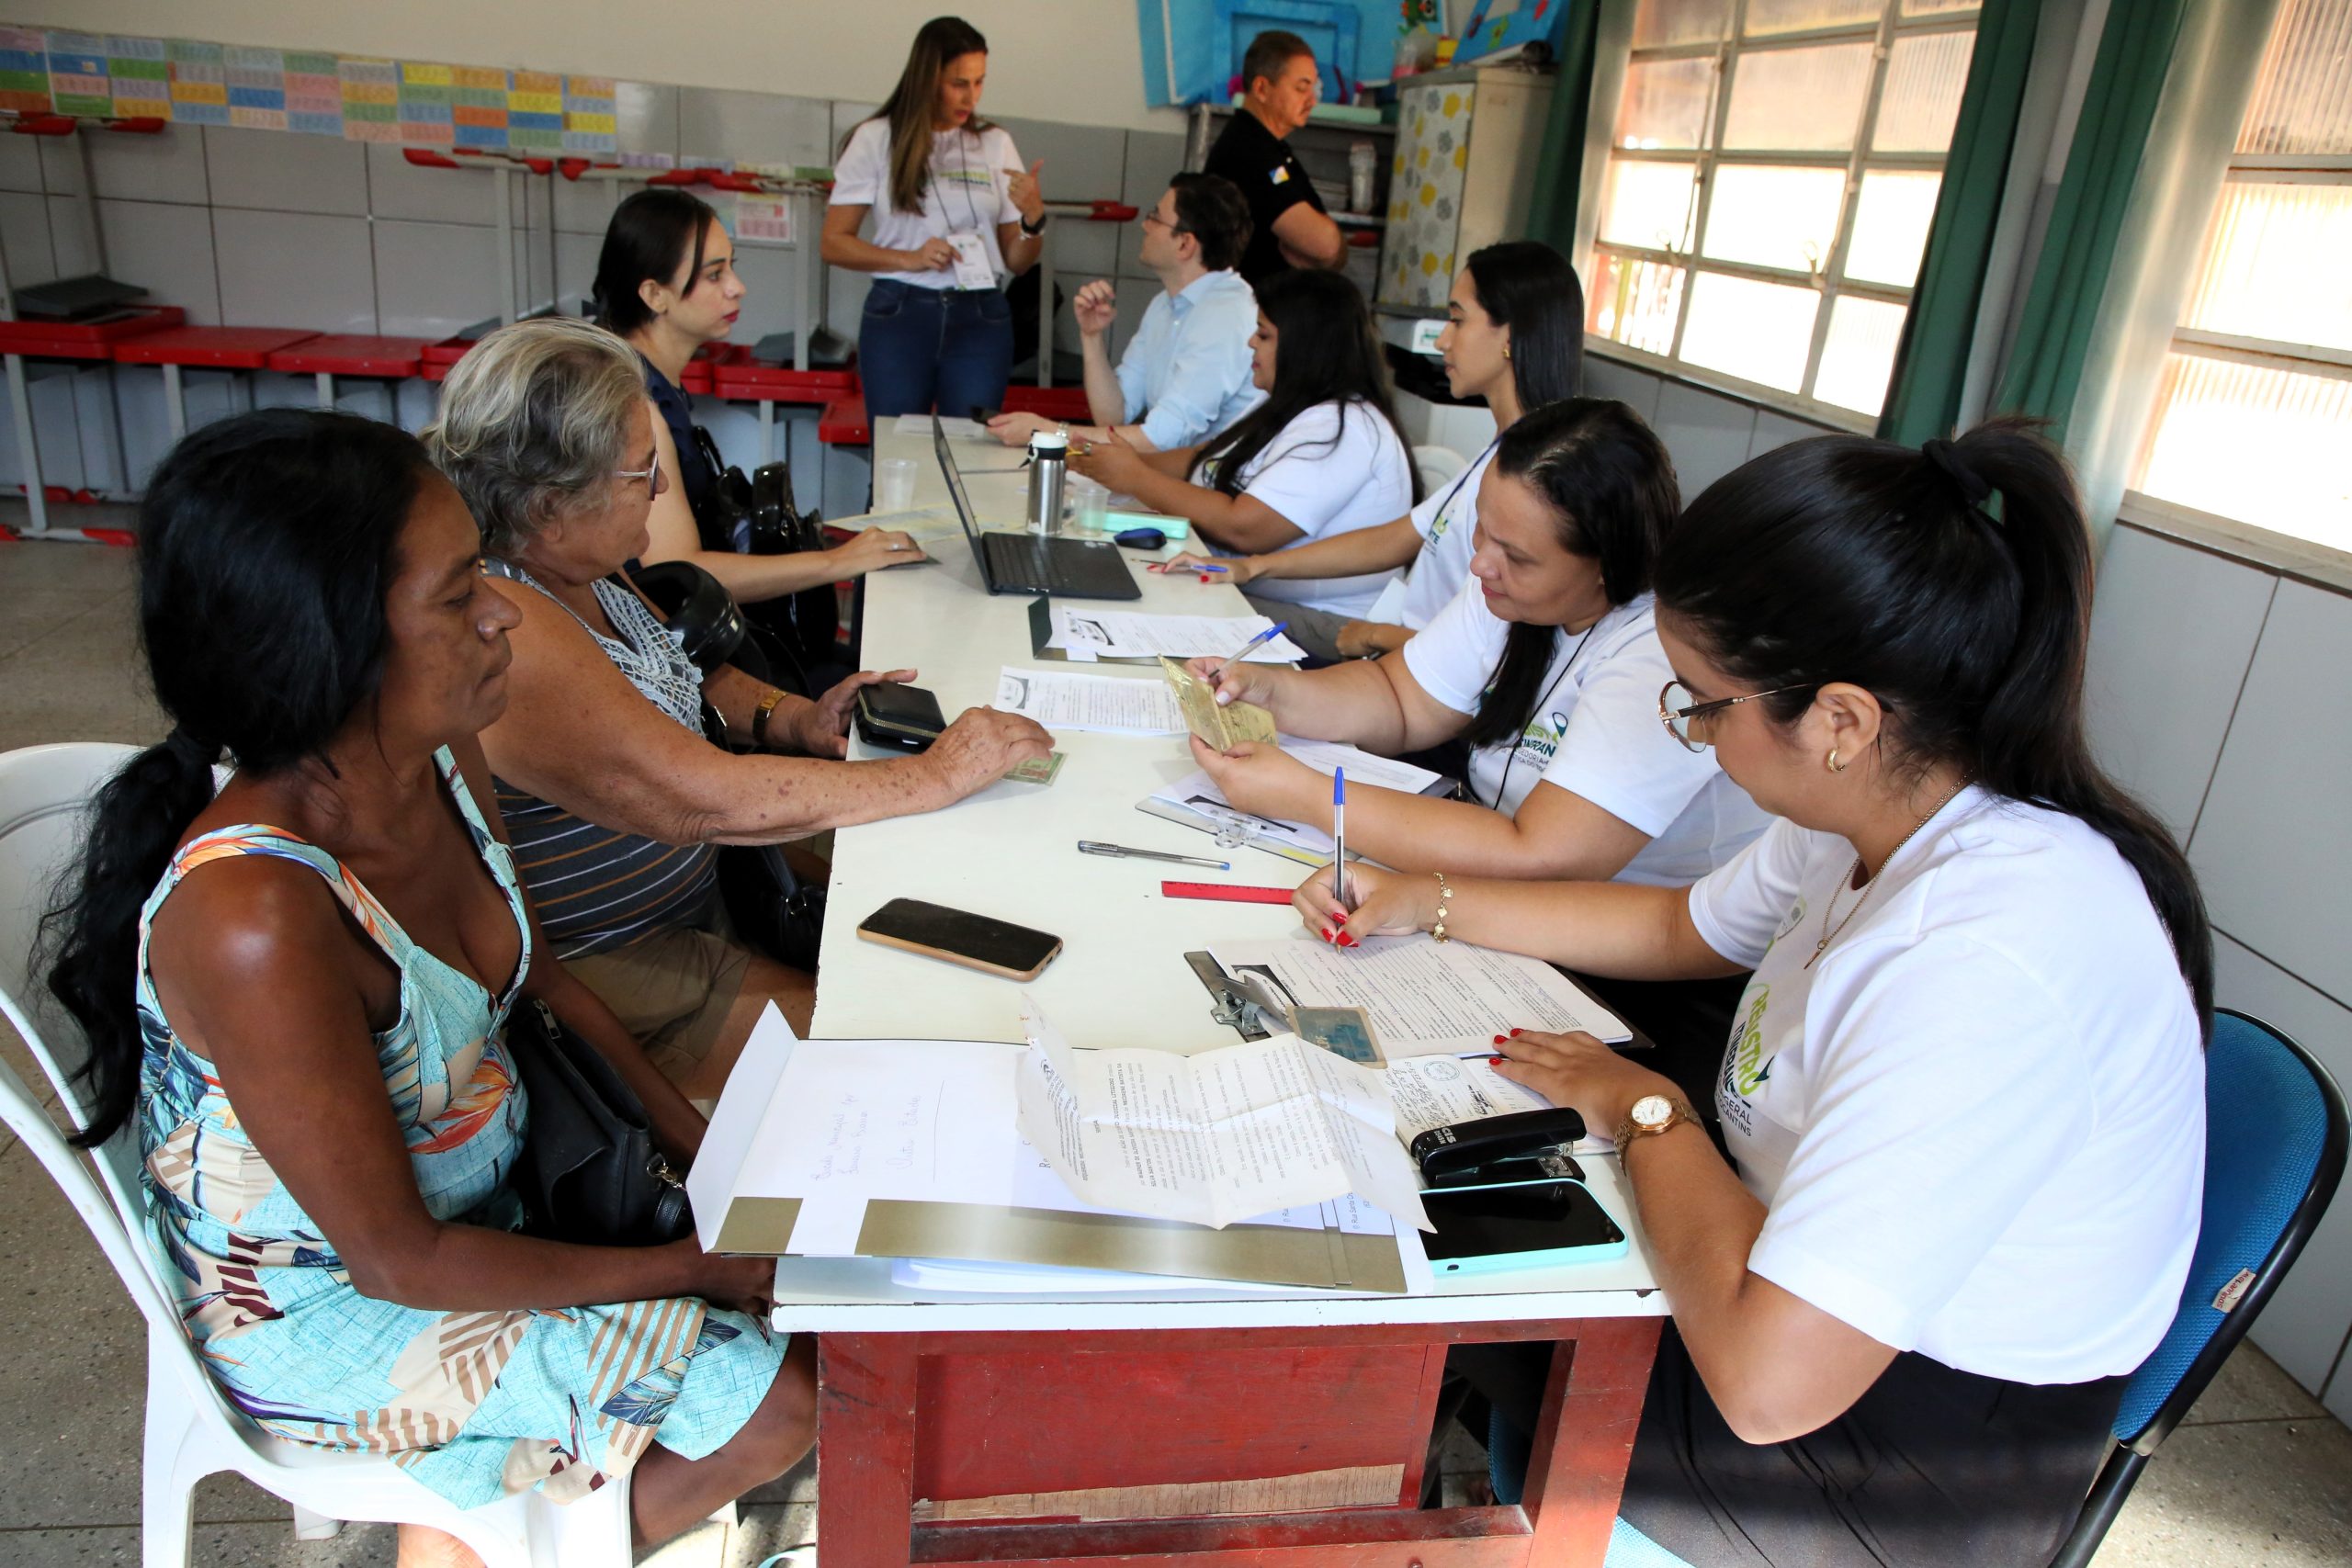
688 1004 1430 1294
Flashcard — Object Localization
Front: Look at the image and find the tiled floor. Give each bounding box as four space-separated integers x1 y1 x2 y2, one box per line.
3 504 2349 1565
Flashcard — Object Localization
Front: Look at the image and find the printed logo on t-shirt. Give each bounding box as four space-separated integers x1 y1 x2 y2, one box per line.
1270 165 1290 185
1770 897 1807 950
1716 982 1773 1138
1512 712 1569 770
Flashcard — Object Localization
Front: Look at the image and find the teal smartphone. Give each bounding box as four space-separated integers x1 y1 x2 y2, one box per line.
1421 1177 1629 1276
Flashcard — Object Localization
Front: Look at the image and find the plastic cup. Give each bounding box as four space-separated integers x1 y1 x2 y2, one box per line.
876 457 919 513
1067 477 1111 533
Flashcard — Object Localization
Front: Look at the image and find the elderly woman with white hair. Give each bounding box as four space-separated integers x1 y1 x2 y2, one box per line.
424 318 1051 1094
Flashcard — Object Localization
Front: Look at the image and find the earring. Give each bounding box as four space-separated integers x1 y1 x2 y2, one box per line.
1502 343 1512 360
1827 748 1848 773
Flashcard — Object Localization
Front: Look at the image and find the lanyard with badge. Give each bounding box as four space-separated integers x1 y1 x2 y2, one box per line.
943 134 998 290
1414 434 1502 563
1485 622 1597 811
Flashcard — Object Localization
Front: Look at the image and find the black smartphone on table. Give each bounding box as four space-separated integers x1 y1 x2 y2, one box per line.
1420 1178 1629 1275
854 682 948 751
855 897 1064 981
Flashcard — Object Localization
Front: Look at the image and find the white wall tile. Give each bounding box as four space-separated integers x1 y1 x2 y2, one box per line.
213 209 376 333
554 170 622 236
1047 219 1120 283
728 243 801 346
2085 528 2278 843
97 199 220 325
1124 130 1187 206
0 190 56 288
80 124 209 205
678 88 832 167
45 195 99 277
830 101 881 151
992 117 1127 206
2211 935 2352 1399
616 82 680 159
2190 580 2352 1006
35 134 84 197
1580 354 1660 424
1748 409 1831 459
373 220 503 340
0 131 41 194
365 143 497 225
554 231 602 316
1651 378 1756 500
203 126 367 216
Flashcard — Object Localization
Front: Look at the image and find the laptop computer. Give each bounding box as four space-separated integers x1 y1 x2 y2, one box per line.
933 414 1142 601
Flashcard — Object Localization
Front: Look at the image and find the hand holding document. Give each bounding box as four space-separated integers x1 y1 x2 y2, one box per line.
995 667 1185 734
1209 934 1632 1058
1046 606 1306 663
1016 1001 1431 1232
1143 740 1447 861
1161 657 1278 749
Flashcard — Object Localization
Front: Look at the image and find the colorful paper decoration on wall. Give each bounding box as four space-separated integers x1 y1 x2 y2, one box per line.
0 23 622 155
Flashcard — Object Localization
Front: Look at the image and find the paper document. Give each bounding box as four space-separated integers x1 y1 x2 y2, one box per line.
1147 740 1447 857
1209 934 1633 1058
1161 658 1279 749
1385 1055 1618 1155
898 413 988 439
1016 1002 1430 1231
1046 606 1306 663
995 667 1185 734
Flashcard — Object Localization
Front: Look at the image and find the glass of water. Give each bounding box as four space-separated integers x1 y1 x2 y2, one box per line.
875 457 919 513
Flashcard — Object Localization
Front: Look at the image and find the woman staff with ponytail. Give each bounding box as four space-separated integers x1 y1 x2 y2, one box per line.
1298 420 2211 1568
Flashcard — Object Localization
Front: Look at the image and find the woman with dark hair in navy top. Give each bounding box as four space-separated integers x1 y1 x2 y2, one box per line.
593 188 924 607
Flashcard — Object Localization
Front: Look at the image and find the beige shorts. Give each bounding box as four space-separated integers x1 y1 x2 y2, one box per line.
565 919 754 1087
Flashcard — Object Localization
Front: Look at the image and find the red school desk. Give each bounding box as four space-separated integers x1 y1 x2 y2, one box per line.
772 1229 1667 1568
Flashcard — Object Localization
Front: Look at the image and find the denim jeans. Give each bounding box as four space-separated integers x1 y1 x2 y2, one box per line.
857 278 1015 421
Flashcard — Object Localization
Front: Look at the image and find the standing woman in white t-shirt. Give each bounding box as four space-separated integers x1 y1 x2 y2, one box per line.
1069 267 1419 634
1159 241 1585 660
820 17 1048 420
1304 421 2213 1568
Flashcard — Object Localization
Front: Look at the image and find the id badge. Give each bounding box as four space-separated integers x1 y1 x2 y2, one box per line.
946 231 996 290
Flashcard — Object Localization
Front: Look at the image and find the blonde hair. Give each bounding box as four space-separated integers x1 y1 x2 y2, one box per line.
422 318 647 555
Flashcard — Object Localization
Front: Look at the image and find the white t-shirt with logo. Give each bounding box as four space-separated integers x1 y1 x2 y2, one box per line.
1688 789 2205 1382
1401 586 1769 885
1216 400 1415 618
830 118 1022 289
1396 438 1498 630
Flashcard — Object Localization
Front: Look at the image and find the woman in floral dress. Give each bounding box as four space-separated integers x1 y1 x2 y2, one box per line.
44 408 814 1566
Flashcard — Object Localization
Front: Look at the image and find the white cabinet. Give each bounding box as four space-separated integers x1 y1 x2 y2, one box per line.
1376 63 1555 310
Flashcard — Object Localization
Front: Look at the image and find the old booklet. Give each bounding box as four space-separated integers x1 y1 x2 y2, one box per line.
1159 656 1278 750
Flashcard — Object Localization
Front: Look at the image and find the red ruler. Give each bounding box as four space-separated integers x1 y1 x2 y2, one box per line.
1161 881 1293 904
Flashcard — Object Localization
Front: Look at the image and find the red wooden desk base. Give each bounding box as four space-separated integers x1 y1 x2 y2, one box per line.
817 1317 1661 1568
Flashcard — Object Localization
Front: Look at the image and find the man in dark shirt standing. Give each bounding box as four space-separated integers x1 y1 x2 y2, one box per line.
1204 30 1347 285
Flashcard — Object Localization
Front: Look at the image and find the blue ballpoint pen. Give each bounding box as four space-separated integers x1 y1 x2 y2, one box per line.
1330 767 1350 911
1213 620 1290 680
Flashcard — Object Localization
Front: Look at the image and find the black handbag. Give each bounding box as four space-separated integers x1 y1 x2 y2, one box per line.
507 998 694 1247
691 427 841 682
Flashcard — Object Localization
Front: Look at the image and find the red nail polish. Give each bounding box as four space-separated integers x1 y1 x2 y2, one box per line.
1509 1028 1523 1038
1487 1055 1506 1065
1320 928 1333 942
1492 1035 1508 1045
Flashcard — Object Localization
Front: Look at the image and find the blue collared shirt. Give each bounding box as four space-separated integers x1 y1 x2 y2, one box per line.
1115 269 1266 450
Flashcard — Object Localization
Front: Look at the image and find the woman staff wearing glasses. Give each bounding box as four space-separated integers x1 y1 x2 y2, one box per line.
1293 420 2210 1568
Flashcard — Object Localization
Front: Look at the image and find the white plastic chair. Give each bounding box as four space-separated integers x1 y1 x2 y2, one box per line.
1413 443 1470 496
0 741 633 1568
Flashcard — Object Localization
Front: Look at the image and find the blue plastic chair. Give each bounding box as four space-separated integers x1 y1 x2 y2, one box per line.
2048 1008 2347 1565
1486 1009 2346 1568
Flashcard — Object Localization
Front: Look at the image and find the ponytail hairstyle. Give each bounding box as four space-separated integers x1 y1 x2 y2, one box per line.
1464 399 1680 750
1653 417 2212 1025
1194 268 1422 505
41 409 432 1146
591 187 722 337
1463 241 1585 412
855 16 992 216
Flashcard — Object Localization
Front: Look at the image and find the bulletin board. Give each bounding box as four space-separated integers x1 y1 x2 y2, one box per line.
1453 0 1574 65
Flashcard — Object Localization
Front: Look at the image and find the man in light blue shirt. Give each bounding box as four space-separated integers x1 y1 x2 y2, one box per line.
988 173 1263 452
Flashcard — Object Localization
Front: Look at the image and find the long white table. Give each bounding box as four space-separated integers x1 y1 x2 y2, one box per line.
773 425 1665 1568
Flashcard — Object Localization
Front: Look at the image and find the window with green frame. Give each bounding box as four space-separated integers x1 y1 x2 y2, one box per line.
1585 0 1981 422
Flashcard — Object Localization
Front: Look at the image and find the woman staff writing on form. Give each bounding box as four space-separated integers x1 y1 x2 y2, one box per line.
1295 421 2209 1568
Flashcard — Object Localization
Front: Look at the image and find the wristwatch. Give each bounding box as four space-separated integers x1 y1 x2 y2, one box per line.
1613 1093 1701 1159
1019 212 1050 237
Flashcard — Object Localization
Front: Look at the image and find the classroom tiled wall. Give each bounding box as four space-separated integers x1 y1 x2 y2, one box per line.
1 85 1192 500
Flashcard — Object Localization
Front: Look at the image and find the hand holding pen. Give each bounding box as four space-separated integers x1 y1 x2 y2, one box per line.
1151 550 1257 585
1207 620 1289 685
1330 766 1351 913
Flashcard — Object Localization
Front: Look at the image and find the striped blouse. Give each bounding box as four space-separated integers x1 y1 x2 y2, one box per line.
492 569 719 960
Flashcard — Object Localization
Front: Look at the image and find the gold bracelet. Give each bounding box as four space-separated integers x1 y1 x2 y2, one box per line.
751 686 789 749
1431 871 1454 942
